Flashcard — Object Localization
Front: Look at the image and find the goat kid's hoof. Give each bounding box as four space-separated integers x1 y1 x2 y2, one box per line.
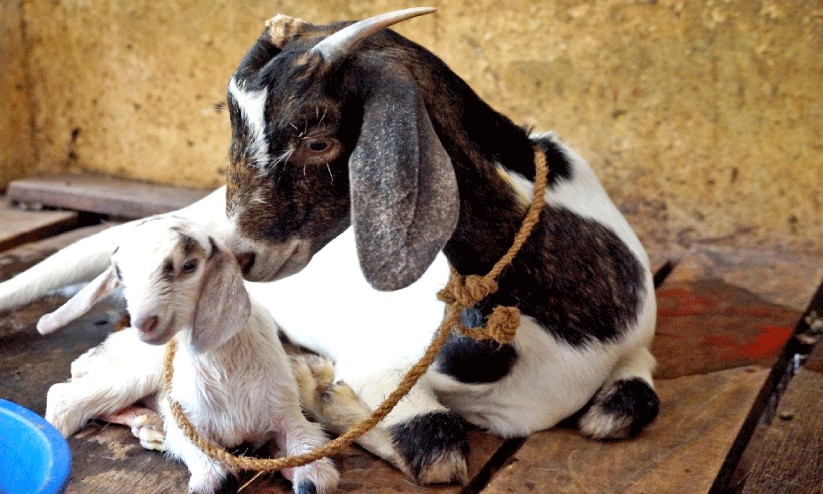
129 412 165 451
134 420 165 451
293 457 339 494
189 473 239 494
296 480 317 494
390 411 470 485
100 406 167 451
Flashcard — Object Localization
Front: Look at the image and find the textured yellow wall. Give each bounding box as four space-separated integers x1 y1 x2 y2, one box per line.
0 0 38 185
2 0 822 255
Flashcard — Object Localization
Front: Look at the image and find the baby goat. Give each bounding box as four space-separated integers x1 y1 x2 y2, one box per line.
224 4 659 476
38 216 339 494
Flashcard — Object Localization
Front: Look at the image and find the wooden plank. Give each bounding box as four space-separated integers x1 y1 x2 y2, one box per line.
7 173 211 219
0 197 79 253
741 343 823 494
665 245 823 312
66 424 188 494
653 278 800 379
481 367 770 494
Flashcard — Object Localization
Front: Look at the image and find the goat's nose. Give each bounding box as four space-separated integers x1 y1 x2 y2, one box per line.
235 252 255 275
135 315 159 334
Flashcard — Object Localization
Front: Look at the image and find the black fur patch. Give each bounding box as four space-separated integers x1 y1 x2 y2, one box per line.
599 378 660 437
389 411 470 482
529 133 573 184
497 206 645 346
179 233 203 258
436 335 517 384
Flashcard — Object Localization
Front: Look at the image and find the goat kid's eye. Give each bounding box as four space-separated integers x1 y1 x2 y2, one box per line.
182 260 198 274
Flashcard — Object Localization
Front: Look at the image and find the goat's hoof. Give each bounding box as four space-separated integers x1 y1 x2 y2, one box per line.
578 377 660 440
390 411 469 485
293 457 338 494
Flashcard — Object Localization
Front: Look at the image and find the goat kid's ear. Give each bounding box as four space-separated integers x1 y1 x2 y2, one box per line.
350 79 459 291
191 249 252 353
37 267 119 335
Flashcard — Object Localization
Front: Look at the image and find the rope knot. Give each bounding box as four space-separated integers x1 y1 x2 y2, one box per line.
486 306 520 344
436 273 498 308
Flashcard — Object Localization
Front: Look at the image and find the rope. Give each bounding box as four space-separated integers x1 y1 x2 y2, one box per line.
162 147 548 473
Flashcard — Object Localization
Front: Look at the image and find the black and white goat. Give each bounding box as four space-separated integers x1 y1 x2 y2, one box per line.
37 216 339 494
0 7 659 487
224 3 658 473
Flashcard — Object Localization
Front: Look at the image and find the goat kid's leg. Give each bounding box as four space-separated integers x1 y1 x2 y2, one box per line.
578 346 660 440
162 417 239 494
47 329 164 438
272 403 339 494
292 355 469 485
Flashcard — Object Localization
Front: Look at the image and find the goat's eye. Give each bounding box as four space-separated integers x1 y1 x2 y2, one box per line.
293 135 342 165
182 260 198 273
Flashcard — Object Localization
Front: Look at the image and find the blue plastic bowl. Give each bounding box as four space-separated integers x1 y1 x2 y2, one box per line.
0 399 71 494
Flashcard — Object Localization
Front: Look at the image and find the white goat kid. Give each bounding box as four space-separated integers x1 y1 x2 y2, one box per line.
38 217 339 494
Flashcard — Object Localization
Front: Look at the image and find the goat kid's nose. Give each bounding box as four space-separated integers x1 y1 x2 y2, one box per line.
135 315 159 335
235 252 255 275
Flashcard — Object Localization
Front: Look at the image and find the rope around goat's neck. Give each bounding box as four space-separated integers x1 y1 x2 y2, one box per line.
162 147 548 472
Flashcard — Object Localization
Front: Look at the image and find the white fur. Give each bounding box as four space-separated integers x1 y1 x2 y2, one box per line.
41 218 338 494
228 78 271 171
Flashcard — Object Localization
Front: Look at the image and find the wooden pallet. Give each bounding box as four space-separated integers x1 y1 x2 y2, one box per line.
1 175 821 493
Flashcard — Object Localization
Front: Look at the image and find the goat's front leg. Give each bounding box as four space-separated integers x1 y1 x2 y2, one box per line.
272 404 339 494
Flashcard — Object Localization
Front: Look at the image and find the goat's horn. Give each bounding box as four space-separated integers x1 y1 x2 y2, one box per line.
312 7 436 63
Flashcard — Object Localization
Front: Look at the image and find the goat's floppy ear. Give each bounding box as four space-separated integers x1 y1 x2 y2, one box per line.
191 248 252 353
37 267 119 335
349 79 459 291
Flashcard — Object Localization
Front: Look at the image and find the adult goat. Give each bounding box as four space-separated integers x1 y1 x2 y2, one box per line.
223 4 659 479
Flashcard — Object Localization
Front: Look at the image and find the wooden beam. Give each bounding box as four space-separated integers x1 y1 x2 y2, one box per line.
7 174 211 219
0 197 78 253
740 343 823 494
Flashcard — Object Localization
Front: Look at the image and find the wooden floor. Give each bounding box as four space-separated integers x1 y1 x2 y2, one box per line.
1 175 821 494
